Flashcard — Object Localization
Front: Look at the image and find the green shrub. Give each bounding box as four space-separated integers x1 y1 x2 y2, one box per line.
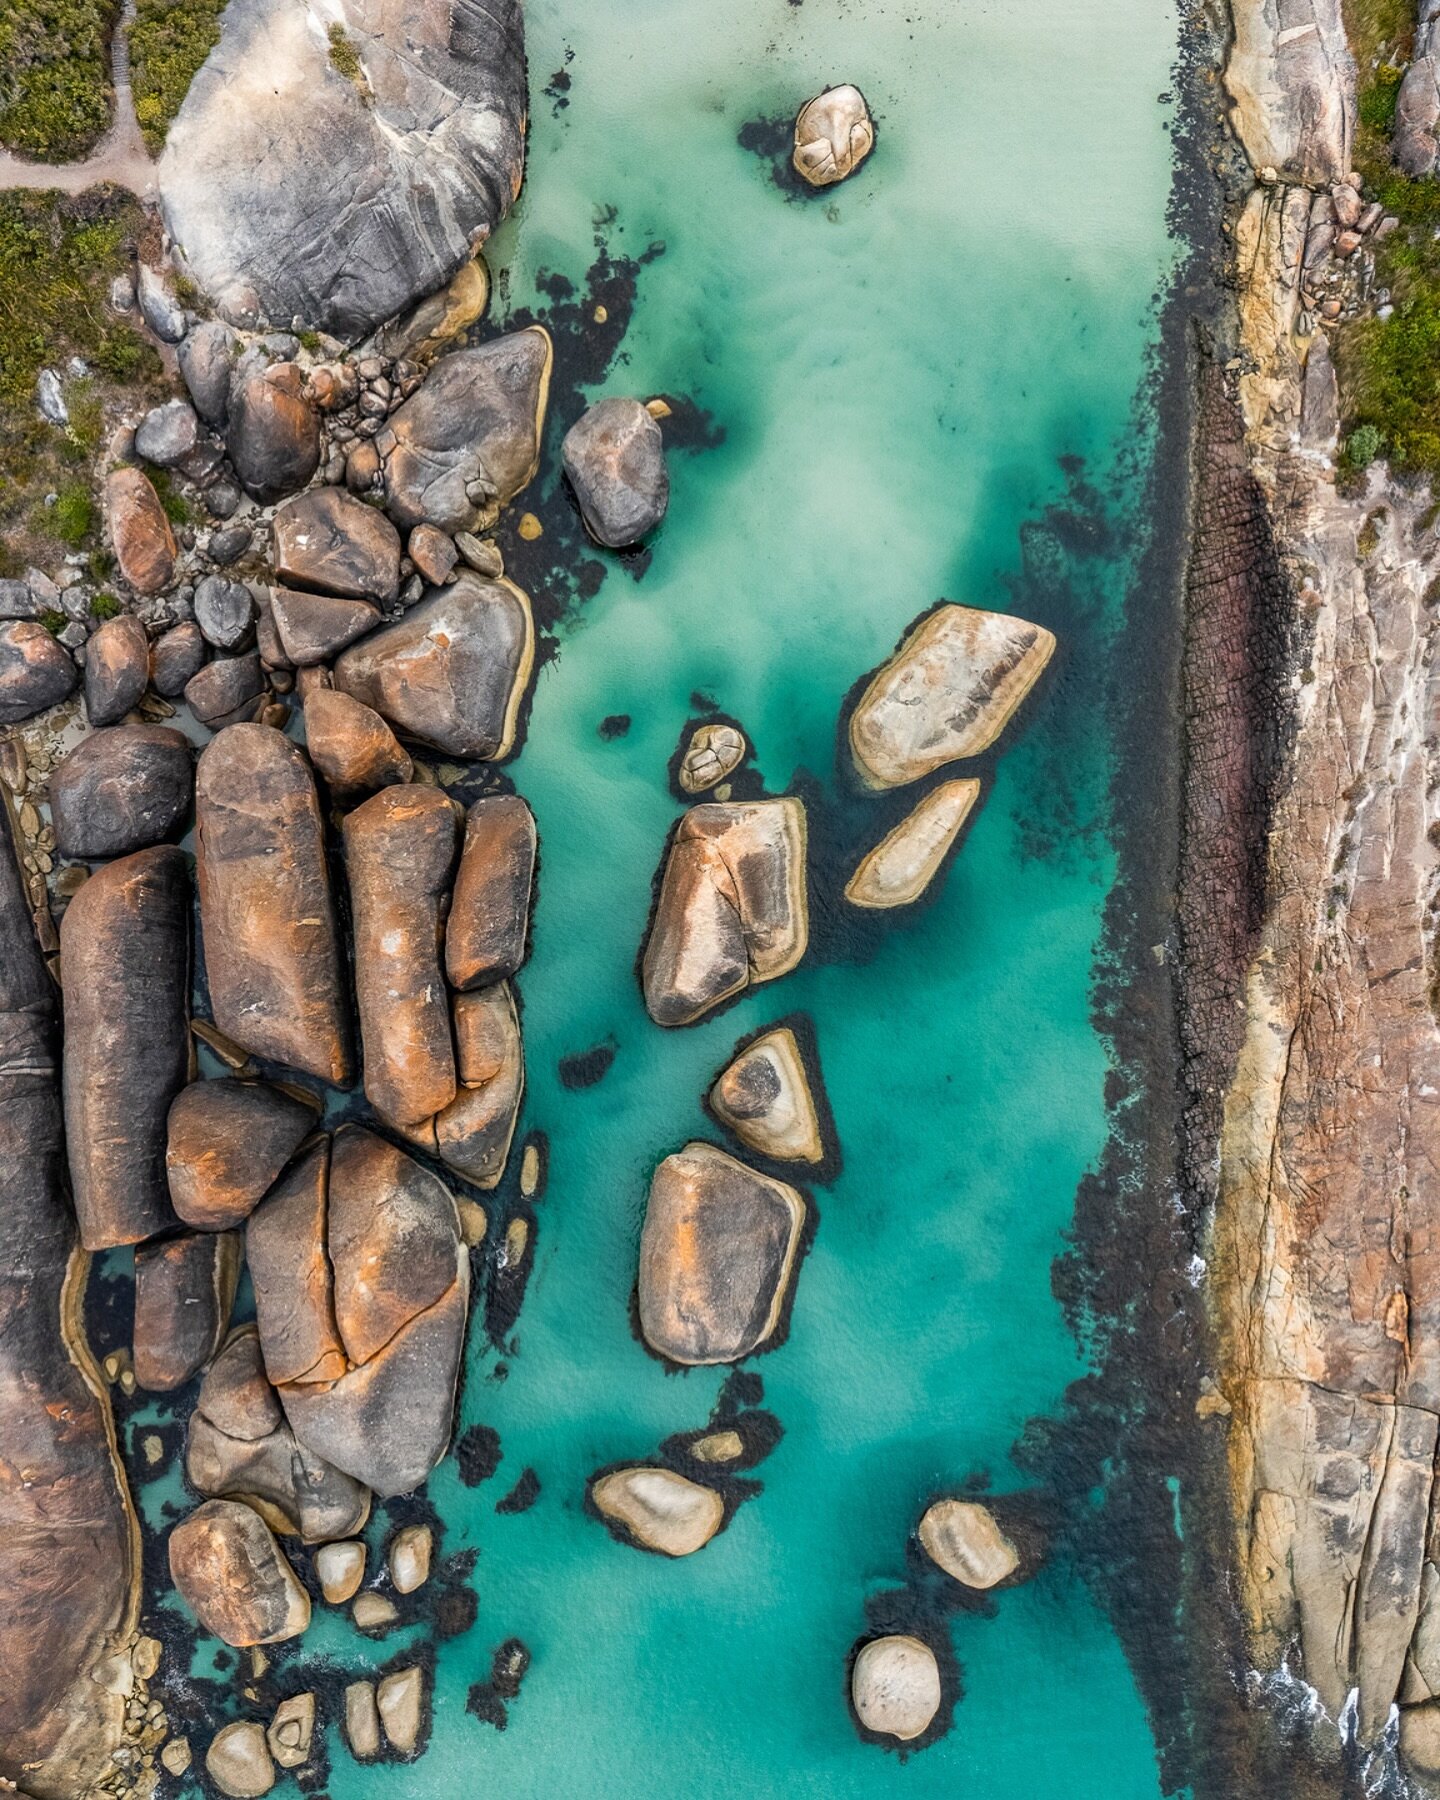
129 0 225 151
327 22 367 93
148 467 192 525
0 0 119 159
53 483 94 544
88 590 119 619
37 608 67 635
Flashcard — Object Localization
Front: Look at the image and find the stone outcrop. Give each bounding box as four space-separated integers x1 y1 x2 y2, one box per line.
561 396 669 547
49 724 193 859
850 1635 940 1742
0 621 77 724
591 1467 725 1556
107 466 178 595
1223 0 1353 184
303 686 413 795
793 85 875 187
84 613 150 726
158 0 527 341
638 1141 804 1365
133 1229 241 1390
169 1498 311 1646
642 799 808 1026
446 793 536 988
195 724 352 1083
167 1078 317 1230
708 1024 825 1165
844 778 980 909
272 488 401 606
917 1498 1020 1590
1397 2 1440 175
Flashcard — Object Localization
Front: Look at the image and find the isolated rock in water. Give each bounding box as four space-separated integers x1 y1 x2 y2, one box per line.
226 363 321 501
266 1694 316 1772
642 799 808 1026
638 1141 804 1365
346 1682 381 1760
343 785 460 1126
429 982 523 1187
205 1721 275 1799
315 1539 366 1603
135 398 202 469
709 1025 825 1165
159 0 526 339
195 575 256 651
591 1467 725 1557
167 1078 317 1230
196 724 352 1082
178 319 239 426
303 686 412 795
377 1665 426 1755
845 778 981 909
0 620 77 724
388 1524 432 1594
61 846 189 1249
272 488 402 605
917 1498 1021 1590
334 572 534 758
50 724 192 859
849 604 1056 789
562 396 668 547
269 586 381 665
1224 0 1352 183
133 1229 241 1391
85 613 151 725
793 84 875 186
107 466 178 594
152 619 208 695
185 651 266 728
679 722 746 794
446 793 536 988
169 1499 311 1646
851 1635 941 1742
691 1429 744 1464
379 326 552 532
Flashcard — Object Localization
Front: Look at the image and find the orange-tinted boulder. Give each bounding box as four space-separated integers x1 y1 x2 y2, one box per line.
446 793 535 989
84 613 149 725
133 1229 241 1390
272 488 401 606
226 362 320 502
166 1078 317 1230
107 466 177 594
168 1499 310 1646
267 585 381 665
303 687 412 797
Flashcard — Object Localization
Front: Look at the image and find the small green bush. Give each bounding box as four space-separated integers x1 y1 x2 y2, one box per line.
37 608 67 635
1345 423 1386 470
88 591 119 619
129 0 225 151
53 483 94 544
148 467 192 525
327 22 367 95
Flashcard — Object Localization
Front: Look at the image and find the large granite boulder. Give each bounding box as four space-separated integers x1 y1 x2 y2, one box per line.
272 489 401 606
850 1635 940 1742
226 362 321 502
247 1127 468 1496
195 725 352 1083
167 1078 318 1230
49 724 193 859
590 1467 724 1557
405 982 523 1187
342 784 460 1126
844 777 980 909
268 586 381 665
379 326 552 533
917 1498 1021 1590
1224 0 1352 184
178 319 239 426
0 621 77 724
637 1142 804 1365
793 84 875 186
678 722 746 794
169 1499 311 1646
61 846 189 1249
642 799 808 1026
333 572 534 758
157 0 527 341
133 1229 241 1391
561 397 668 547
303 687 413 796
84 613 150 726
446 793 536 988
107 466 177 595
708 1025 825 1165
185 651 267 729
849 605 1056 789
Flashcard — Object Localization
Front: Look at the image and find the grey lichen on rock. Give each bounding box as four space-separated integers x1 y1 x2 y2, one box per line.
793 84 875 187
844 778 980 909
591 1467 725 1556
708 1024 825 1165
850 1635 940 1742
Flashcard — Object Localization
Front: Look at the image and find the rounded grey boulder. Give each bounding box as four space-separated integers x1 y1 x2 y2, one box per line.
195 575 256 650
0 621 76 724
562 397 669 547
49 724 193 860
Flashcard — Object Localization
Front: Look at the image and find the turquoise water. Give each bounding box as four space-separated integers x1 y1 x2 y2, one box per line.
153 0 1186 1791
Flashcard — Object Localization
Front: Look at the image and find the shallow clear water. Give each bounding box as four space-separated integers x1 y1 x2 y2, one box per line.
156 0 1185 1791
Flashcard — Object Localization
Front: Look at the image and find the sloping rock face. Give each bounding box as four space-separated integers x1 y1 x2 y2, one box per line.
157 0 527 340
0 817 136 1797
1223 0 1353 184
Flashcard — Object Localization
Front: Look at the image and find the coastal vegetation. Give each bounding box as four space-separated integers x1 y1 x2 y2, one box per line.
0 0 118 160
130 0 225 152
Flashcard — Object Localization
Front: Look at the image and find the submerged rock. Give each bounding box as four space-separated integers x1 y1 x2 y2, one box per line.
844 778 981 908
167 1078 317 1230
917 1497 1020 1590
107 466 178 595
0 620 77 724
303 686 413 796
272 488 401 606
226 363 321 502
851 1635 940 1742
333 572 534 759
793 84 875 186
678 722 746 794
849 605 1055 788
84 613 150 726
709 1025 825 1165
642 799 808 1026
591 1467 724 1557
169 1499 311 1646
133 1229 241 1391
561 396 669 547
50 724 193 859
446 793 536 988
638 1141 804 1365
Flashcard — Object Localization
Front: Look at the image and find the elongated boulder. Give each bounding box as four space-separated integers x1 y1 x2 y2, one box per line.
0 621 77 724
849 605 1055 789
303 687 412 796
272 489 401 606
561 396 668 548
642 799 808 1027
343 784 459 1125
50 724 193 859
268 586 381 665
638 1142 804 1365
591 1467 724 1556
247 1139 346 1386
196 725 351 1083
379 327 552 533
709 1025 825 1164
169 1499 311 1646
152 619 207 696
178 319 238 426
917 1498 1021 1590
446 793 536 988
334 572 534 759
84 613 150 726
107 466 177 595
133 1229 241 1391
413 982 523 1187
844 778 981 908
61 846 189 1249
157 0 527 341
167 1079 317 1230
793 84 875 186
851 1635 941 1742
0 811 135 1796
225 363 321 502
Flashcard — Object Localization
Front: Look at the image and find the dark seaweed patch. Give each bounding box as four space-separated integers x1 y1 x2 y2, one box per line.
495 1466 540 1514
456 1423 503 1487
558 1038 617 1089
598 712 631 739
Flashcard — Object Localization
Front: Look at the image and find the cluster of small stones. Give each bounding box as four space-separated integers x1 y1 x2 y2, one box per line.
1268 165 1399 330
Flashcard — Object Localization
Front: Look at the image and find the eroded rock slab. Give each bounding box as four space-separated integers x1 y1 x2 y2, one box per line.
591 1467 724 1556
133 1229 241 1391
709 1025 825 1165
272 489 401 606
1224 0 1353 183
169 1498 311 1646
167 1078 317 1230
446 793 536 988
50 724 192 859
561 396 668 547
844 778 980 908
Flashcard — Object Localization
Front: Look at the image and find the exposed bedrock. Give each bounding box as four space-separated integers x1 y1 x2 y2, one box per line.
343 783 460 1126
195 724 352 1083
133 1229 241 1391
446 793 536 989
0 813 136 1797
49 723 193 860
642 798 808 1027
1396 2 1440 175
158 0 527 342
303 686 413 796
1223 0 1354 184
637 1141 805 1365
845 777 981 909
61 845 189 1250
591 1467 724 1557
561 396 669 548
167 1078 318 1231
708 1024 825 1165
169 1498 311 1646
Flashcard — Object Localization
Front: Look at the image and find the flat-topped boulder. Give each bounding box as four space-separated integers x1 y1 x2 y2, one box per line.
851 1635 940 1742
333 572 534 759
343 785 460 1126
793 85 875 186
133 1230 241 1391
638 1141 804 1365
709 1025 825 1165
379 327 552 533
61 846 189 1249
561 397 668 547
169 1499 311 1647
267 585 381 665
642 799 808 1026
303 687 412 795
0 621 77 724
167 1078 318 1230
50 724 192 859
918 1498 1021 1590
849 605 1055 789
225 363 321 502
158 0 527 341
844 778 981 909
446 793 536 988
591 1467 724 1556
107 466 177 595
272 489 401 606
406 982 523 1188
196 725 352 1083
84 613 150 726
